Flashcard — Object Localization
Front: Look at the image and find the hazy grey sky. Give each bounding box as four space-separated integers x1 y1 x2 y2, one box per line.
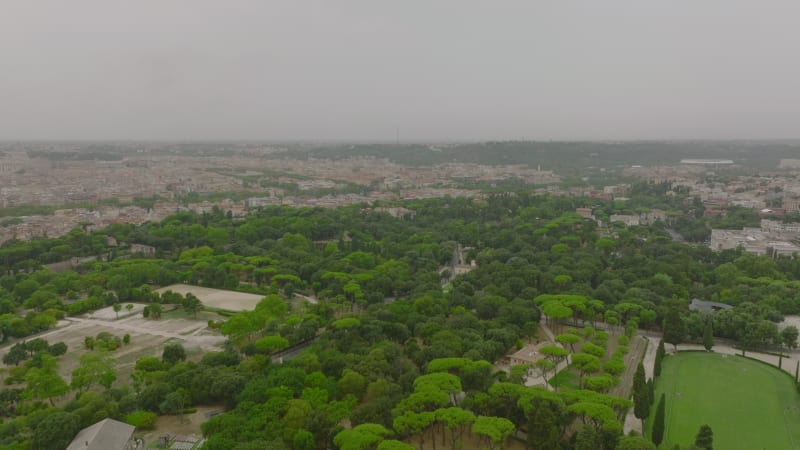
3 1 800 141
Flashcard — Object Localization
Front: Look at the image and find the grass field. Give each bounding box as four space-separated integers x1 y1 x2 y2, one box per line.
549 369 579 390
647 352 800 449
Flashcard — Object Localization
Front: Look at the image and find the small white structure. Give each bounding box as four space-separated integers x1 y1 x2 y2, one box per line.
689 298 733 314
609 214 640 227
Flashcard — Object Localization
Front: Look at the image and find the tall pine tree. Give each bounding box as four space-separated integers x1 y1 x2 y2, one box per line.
575 425 602 450
633 362 650 428
652 393 666 446
654 339 666 377
526 397 562 450
703 321 714 351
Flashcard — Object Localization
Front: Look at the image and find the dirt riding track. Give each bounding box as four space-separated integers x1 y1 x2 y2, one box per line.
157 284 264 311
0 307 225 387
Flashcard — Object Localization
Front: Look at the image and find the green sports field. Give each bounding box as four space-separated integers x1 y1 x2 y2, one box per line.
647 352 800 449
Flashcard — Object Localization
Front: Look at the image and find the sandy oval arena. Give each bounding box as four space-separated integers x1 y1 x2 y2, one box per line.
156 284 264 311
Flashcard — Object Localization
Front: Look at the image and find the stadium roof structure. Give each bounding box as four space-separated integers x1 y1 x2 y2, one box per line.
680 159 734 164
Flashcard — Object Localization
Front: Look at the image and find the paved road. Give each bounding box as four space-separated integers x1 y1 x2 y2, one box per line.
271 336 320 363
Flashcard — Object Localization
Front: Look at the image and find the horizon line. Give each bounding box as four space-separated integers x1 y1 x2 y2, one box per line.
2 137 800 145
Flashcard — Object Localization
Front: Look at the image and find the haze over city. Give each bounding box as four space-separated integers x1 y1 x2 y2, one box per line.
4 0 800 141
6 2 800 450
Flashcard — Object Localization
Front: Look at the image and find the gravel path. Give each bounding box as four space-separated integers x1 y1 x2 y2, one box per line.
609 335 647 398
522 322 569 391
622 335 658 434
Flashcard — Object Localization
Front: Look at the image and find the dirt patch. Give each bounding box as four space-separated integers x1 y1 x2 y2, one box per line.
0 315 225 387
88 303 146 321
157 284 264 311
140 405 222 446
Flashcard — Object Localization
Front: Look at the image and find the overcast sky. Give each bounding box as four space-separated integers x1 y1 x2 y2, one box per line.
2 1 800 141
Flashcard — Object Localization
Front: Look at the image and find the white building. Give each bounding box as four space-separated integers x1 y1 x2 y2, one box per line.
709 228 768 254
609 214 640 226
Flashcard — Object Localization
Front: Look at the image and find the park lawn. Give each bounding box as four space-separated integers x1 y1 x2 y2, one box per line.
548 369 579 391
647 352 800 450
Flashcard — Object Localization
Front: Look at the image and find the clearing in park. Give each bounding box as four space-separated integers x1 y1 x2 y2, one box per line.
648 351 800 449
156 284 264 311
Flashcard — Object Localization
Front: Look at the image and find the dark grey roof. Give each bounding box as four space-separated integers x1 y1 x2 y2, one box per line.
66 418 135 450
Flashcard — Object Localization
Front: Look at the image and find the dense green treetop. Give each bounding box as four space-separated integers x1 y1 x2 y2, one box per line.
0 192 797 449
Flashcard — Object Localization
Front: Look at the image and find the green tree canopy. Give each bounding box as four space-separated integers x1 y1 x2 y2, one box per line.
471 416 515 450
70 350 117 393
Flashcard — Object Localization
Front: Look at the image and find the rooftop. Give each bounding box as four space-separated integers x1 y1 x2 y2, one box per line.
509 343 549 364
66 418 135 450
680 159 735 165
